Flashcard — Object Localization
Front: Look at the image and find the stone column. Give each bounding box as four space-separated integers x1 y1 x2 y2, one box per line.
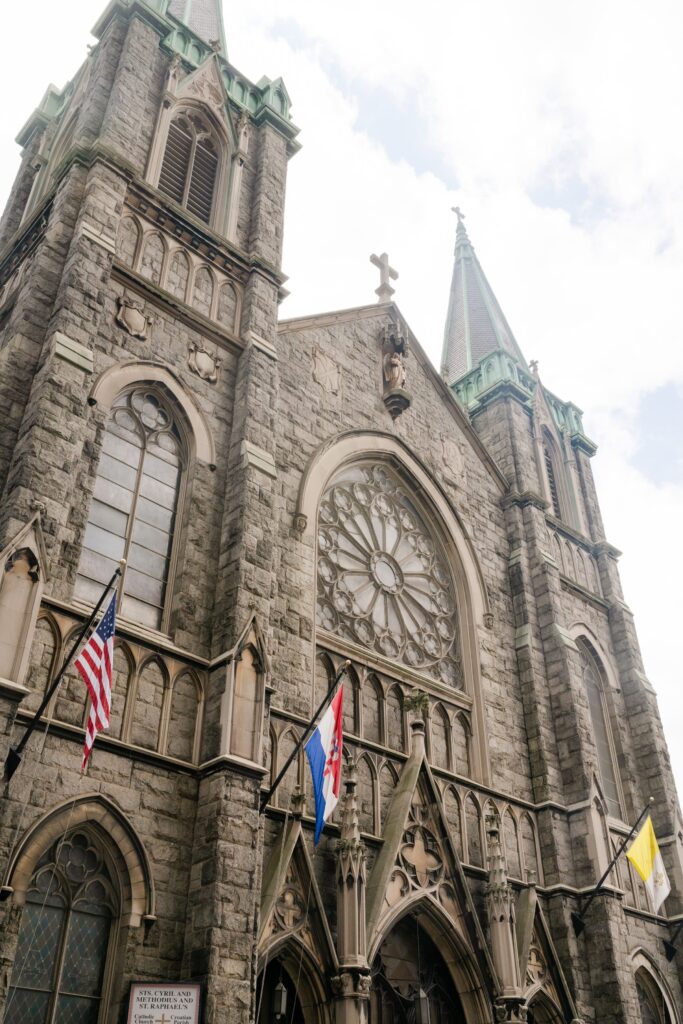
333 766 370 1024
485 815 525 1021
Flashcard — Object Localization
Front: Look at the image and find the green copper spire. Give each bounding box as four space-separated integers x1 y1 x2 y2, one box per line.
441 208 527 386
166 0 227 55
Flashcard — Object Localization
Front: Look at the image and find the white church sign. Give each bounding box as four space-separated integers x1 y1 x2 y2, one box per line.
127 982 202 1024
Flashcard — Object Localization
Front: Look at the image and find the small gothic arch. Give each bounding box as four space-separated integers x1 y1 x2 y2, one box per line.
362 673 384 745
343 665 360 737
429 702 452 772
453 711 471 778
520 812 542 884
276 726 304 810
130 655 168 751
166 669 203 763
503 806 522 879
6 793 155 925
139 230 167 285
379 760 400 834
464 792 483 868
108 639 135 741
116 214 142 268
166 246 191 301
443 784 463 859
356 752 378 835
313 649 335 713
192 263 216 317
386 685 406 752
156 108 224 226
24 609 61 712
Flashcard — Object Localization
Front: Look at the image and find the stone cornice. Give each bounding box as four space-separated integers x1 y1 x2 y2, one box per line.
500 490 548 512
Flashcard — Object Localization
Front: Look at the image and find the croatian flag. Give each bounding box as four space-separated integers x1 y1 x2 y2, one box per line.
305 686 344 844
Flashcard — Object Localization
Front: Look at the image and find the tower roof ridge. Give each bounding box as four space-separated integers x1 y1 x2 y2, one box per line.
167 0 227 56
440 209 527 386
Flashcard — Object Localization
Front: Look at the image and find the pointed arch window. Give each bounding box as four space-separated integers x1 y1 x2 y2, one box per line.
636 970 672 1024
158 111 220 224
578 642 622 819
542 433 563 520
7 830 117 1023
75 388 186 630
316 461 461 688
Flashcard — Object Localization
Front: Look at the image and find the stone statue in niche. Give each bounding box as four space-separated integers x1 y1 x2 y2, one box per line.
116 296 154 340
188 340 221 384
381 324 411 418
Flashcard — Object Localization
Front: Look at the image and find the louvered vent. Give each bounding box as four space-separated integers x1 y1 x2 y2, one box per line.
158 121 192 204
544 446 562 518
187 140 218 223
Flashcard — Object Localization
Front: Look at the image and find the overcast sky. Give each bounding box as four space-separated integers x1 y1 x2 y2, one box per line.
2 1 682 807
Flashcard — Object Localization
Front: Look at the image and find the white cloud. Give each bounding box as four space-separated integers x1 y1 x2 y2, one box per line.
1 2 682 801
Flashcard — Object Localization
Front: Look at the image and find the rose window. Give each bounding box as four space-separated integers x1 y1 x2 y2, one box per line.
316 463 462 687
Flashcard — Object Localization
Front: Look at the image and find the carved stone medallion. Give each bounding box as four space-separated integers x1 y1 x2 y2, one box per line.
188 340 221 384
313 347 340 394
116 296 153 340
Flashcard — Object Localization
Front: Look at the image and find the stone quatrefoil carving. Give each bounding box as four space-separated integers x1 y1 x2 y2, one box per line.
316 462 462 686
400 827 444 887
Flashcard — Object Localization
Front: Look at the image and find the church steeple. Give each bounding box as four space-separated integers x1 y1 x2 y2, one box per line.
440 209 527 386
167 0 227 54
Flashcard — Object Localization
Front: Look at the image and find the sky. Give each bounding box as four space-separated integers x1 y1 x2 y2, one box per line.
2 2 682 806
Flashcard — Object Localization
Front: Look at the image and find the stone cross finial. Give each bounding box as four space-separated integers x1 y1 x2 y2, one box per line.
452 206 465 224
370 252 398 303
529 359 539 374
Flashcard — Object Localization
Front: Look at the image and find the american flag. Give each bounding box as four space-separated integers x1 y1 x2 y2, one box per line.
74 594 116 770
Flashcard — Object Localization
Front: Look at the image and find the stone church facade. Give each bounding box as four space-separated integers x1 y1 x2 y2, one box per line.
0 2 681 1022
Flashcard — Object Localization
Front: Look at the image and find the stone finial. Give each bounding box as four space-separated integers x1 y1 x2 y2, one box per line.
486 813 523 1001
370 252 398 303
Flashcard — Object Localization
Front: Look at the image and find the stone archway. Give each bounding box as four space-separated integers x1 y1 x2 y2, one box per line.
256 939 332 1024
370 914 468 1023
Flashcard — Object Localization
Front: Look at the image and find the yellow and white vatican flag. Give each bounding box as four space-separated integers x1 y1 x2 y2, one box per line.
626 815 670 913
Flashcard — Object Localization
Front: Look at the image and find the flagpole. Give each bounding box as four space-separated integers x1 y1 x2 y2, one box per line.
3 561 125 783
259 660 351 814
571 797 654 936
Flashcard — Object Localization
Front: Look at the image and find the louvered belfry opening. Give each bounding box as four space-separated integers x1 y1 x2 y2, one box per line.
544 445 562 519
158 111 220 225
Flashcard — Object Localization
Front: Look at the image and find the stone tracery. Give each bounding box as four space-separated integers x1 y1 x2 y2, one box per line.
316 462 462 687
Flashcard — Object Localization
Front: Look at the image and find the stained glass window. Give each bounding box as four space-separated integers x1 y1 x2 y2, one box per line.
316 463 462 687
7 832 116 1024
75 388 185 630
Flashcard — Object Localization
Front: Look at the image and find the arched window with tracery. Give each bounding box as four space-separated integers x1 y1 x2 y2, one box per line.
6 830 117 1023
75 387 186 631
578 641 622 819
316 461 461 687
636 968 673 1024
158 110 221 224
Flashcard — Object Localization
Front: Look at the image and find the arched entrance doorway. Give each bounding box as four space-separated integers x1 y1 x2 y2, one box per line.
257 960 305 1024
370 916 467 1023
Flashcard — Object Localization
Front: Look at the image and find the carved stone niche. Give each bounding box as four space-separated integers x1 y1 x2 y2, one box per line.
381 324 411 419
0 517 47 692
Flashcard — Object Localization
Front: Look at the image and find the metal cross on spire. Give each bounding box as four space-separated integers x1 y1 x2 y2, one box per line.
452 205 465 224
370 252 398 303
